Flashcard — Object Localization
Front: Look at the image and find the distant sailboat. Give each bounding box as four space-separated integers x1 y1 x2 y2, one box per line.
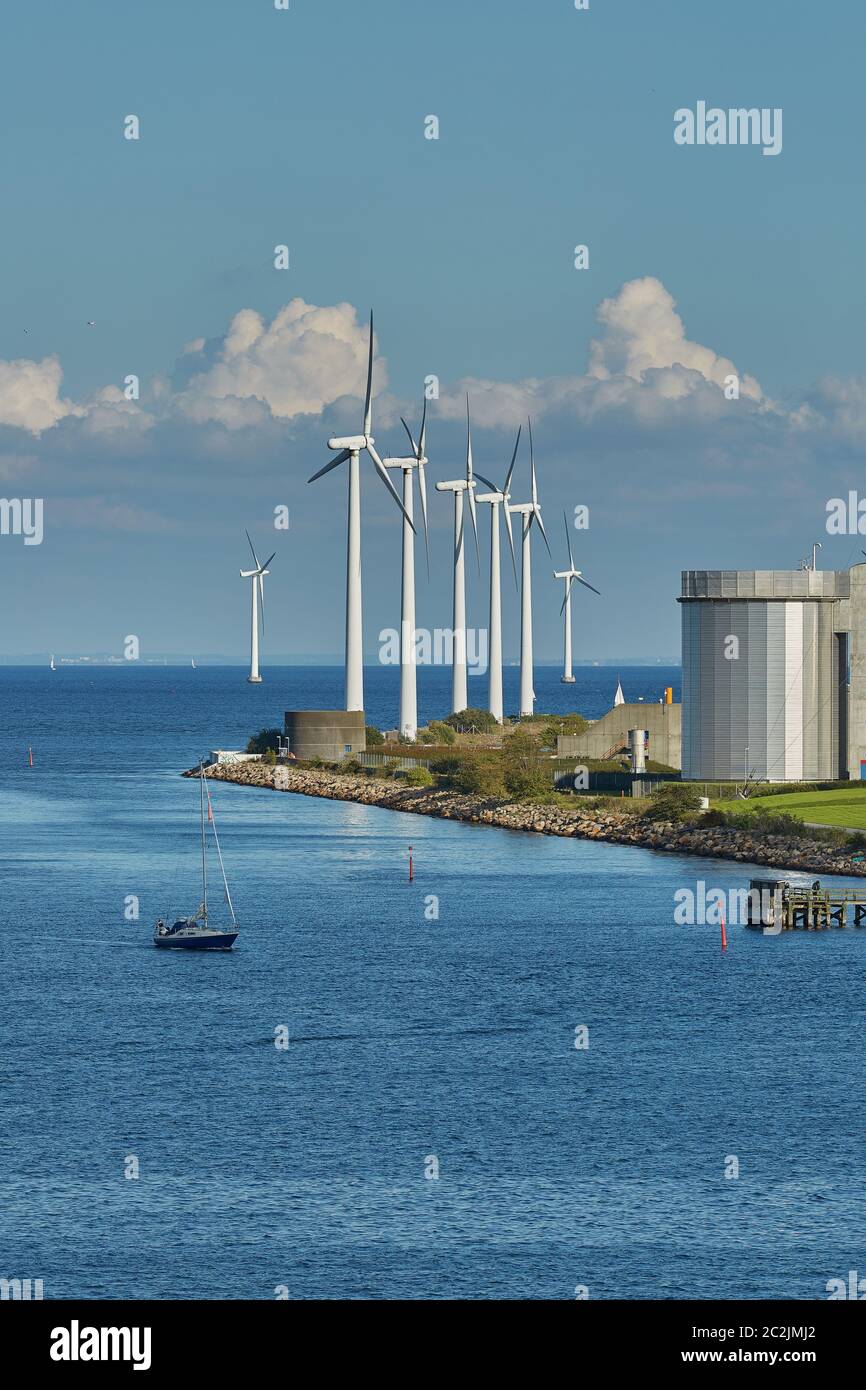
191 658 196 669
49 655 56 672
154 763 239 950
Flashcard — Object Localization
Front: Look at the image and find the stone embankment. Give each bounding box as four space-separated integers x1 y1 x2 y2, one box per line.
186 762 866 878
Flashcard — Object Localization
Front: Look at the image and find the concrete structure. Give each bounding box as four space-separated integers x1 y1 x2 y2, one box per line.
628 727 647 773
679 567 866 782
284 711 366 762
207 751 261 766
557 701 681 769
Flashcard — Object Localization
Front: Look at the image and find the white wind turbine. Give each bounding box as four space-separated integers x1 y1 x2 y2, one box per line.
435 396 480 715
380 398 431 741
554 509 600 684
239 531 275 684
506 420 551 717
307 312 414 712
474 429 521 724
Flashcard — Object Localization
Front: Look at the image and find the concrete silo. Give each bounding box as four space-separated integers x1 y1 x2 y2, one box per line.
679 566 866 782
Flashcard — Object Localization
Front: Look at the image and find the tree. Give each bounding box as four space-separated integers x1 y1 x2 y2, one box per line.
502 729 549 798
643 782 703 823
247 728 282 754
429 752 505 796
443 707 498 734
427 720 457 746
365 725 384 746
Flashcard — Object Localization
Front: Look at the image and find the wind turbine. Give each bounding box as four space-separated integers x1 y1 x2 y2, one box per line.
380 398 431 741
239 531 275 684
506 420 551 717
475 429 521 724
307 312 414 713
554 510 600 684
435 396 480 714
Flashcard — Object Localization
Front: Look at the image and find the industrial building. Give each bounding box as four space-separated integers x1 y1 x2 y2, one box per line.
557 698 681 770
283 710 366 762
679 566 866 782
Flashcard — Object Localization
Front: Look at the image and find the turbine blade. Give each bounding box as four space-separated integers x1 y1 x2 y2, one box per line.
576 574 601 596
466 396 479 570
560 583 569 617
401 417 419 456
258 574 265 633
418 394 427 458
564 509 575 570
535 506 552 558
366 441 417 533
528 418 538 507
474 472 498 492
504 426 521 495
308 447 352 483
418 462 430 578
503 502 518 591
262 552 276 571
363 311 374 437
244 528 260 569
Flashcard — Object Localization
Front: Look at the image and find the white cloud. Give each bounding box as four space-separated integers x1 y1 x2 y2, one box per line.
588 276 764 400
0 356 83 434
174 299 388 429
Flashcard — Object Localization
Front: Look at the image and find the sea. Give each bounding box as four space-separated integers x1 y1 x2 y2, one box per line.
1 663 864 1300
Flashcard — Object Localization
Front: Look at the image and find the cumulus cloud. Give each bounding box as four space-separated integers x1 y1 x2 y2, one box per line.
433 277 765 430
588 276 764 400
173 299 388 429
0 356 83 434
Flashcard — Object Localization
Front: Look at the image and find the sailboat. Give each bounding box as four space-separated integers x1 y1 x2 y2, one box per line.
191 658 196 669
154 763 239 950
49 655 56 671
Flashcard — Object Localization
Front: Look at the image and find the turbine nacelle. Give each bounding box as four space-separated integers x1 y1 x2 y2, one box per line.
327 435 369 451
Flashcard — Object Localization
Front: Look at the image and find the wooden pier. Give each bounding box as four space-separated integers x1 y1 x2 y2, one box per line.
746 878 866 931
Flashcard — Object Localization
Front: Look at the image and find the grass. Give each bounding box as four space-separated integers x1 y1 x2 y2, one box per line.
718 787 866 830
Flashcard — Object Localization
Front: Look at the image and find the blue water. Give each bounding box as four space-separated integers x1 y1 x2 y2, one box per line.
1 665 864 1300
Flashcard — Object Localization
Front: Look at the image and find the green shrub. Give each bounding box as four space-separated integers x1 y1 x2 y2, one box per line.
696 808 727 827
339 756 364 774
263 747 277 766
428 720 457 745
643 782 702 823
502 729 549 799
430 752 505 796
365 725 384 746
443 707 498 734
404 765 434 787
247 727 282 754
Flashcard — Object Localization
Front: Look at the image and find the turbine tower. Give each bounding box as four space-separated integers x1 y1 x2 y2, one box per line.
435 397 480 714
554 510 600 684
381 399 431 741
475 430 521 724
239 531 275 684
307 312 414 713
506 420 550 717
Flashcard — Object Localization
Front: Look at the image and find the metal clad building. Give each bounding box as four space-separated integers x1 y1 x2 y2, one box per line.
679 569 854 781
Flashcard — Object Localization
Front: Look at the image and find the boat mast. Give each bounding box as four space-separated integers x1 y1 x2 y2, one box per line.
199 761 208 919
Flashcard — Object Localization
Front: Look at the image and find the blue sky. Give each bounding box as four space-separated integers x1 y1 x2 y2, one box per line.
2 0 866 662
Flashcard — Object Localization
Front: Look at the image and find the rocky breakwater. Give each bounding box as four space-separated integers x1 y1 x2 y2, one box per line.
185 762 866 878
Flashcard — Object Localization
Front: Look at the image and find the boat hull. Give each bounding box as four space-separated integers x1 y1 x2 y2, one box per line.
154 930 238 951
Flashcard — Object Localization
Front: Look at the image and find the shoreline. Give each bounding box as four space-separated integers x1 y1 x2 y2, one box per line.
188 762 866 879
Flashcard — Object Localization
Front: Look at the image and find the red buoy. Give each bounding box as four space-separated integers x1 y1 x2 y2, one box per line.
408 845 414 883
720 909 727 951
28 746 33 768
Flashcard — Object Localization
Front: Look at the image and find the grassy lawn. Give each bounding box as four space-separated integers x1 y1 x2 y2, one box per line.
729 787 866 830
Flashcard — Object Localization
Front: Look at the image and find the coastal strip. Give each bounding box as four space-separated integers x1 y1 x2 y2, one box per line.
186 762 866 879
